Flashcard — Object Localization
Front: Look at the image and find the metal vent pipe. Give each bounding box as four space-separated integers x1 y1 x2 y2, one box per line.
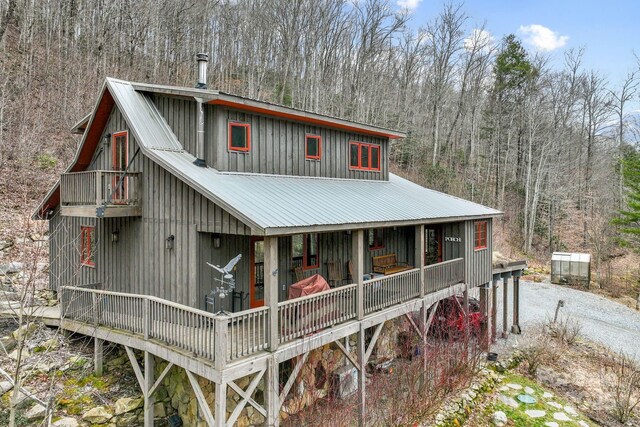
193 53 208 167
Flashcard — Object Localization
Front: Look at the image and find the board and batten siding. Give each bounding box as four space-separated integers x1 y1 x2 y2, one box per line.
464 219 493 287
151 95 389 180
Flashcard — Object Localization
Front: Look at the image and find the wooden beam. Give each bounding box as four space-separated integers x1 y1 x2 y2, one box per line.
264 236 279 351
227 369 267 426
511 276 521 334
214 381 227 427
186 370 216 427
404 313 423 340
357 324 366 427
491 279 498 343
94 338 104 376
279 352 309 403
124 346 145 394
265 357 280 427
424 301 439 335
334 339 361 372
415 224 425 297
352 230 364 320
149 362 174 398
502 277 509 338
364 322 384 365
144 351 154 427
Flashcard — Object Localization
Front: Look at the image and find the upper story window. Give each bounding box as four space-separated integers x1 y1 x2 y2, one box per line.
228 122 251 152
80 226 96 267
474 221 488 250
292 233 319 270
368 228 384 250
305 135 322 160
349 141 381 171
112 131 128 171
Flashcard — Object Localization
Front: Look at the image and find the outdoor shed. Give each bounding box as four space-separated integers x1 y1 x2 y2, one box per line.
551 252 591 286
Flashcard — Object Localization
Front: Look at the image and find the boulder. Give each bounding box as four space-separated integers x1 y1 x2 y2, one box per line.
153 402 166 418
114 396 143 415
498 394 519 408
115 411 138 426
25 403 47 420
53 417 79 427
492 411 507 426
12 323 39 341
82 406 113 424
0 262 23 275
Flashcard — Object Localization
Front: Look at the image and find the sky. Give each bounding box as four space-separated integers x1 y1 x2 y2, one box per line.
399 0 639 93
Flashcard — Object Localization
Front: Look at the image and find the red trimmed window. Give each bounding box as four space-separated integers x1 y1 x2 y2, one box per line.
349 142 381 171
228 122 251 152
305 135 322 160
292 233 319 270
80 226 96 267
368 228 384 250
474 221 487 250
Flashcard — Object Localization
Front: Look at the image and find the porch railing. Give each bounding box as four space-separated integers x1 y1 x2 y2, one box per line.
424 257 465 293
60 170 141 206
278 283 357 343
226 306 270 360
364 268 421 314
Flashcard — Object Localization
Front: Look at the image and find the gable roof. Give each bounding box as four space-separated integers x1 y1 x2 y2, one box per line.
34 78 501 233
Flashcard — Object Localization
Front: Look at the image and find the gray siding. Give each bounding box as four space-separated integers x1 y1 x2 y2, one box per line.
151 95 389 180
464 219 493 286
442 222 465 261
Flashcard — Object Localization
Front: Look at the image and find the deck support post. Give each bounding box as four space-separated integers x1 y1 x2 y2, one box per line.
264 236 279 351
491 278 498 343
352 229 364 320
479 283 490 351
94 338 103 376
143 351 154 427
214 380 227 427
501 277 509 338
416 224 425 297
357 324 366 427
265 356 280 427
511 274 521 334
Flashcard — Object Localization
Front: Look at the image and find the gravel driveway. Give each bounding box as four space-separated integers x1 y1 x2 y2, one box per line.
495 280 640 360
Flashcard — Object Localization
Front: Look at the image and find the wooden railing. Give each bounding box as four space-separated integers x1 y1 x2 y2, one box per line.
278 284 357 343
364 268 421 314
226 306 270 361
424 258 465 293
60 170 141 206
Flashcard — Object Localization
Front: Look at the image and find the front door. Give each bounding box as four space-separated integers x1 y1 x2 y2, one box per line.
250 237 265 308
425 226 443 265
112 131 128 202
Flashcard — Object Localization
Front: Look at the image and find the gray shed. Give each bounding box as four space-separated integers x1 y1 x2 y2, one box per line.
551 252 591 286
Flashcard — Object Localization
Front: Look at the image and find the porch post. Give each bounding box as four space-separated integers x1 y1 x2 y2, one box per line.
511 274 521 334
491 278 498 343
415 224 425 298
357 324 366 427
352 229 364 320
264 236 279 351
94 338 104 376
479 283 490 351
501 276 509 338
265 356 280 427
143 351 155 427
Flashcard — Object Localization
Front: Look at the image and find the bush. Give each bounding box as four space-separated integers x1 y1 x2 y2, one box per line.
600 351 640 423
35 153 57 170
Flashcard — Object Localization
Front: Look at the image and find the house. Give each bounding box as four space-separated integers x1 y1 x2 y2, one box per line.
34 55 516 427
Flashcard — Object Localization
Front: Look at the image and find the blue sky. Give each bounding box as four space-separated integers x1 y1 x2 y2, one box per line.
400 0 639 91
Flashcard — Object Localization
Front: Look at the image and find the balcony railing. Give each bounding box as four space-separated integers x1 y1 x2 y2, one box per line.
59 258 465 366
60 170 142 217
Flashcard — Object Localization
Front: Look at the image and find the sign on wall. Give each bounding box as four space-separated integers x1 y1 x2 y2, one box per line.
444 236 461 243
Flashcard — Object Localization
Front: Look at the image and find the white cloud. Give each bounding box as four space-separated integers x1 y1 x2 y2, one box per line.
519 24 568 52
397 0 422 10
464 29 495 53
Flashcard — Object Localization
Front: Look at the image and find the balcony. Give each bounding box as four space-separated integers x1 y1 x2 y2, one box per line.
60 170 142 218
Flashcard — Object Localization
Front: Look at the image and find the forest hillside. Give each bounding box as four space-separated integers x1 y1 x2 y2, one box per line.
1 0 640 298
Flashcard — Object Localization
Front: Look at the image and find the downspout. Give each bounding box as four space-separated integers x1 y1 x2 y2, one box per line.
193 53 208 167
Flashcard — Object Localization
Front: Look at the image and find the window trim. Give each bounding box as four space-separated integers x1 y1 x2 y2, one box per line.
474 221 488 251
368 228 385 251
80 226 95 267
292 233 320 270
111 131 129 170
228 122 251 152
305 134 322 160
349 141 381 172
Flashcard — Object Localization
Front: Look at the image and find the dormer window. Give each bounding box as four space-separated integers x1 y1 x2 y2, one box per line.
305 135 322 160
228 122 251 152
349 141 381 171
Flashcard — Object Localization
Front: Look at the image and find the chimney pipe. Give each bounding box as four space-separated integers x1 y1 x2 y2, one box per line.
193 53 208 167
195 53 208 89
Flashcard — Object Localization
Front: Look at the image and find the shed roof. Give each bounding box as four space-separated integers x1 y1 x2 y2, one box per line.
34 78 501 233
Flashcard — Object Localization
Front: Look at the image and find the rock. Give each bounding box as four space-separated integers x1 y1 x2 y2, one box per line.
506 383 523 390
0 335 16 352
547 401 562 409
115 412 138 426
492 410 507 426
0 240 14 251
542 391 554 398
12 323 38 340
498 385 509 392
53 417 79 427
544 423 559 427
0 262 23 274
0 380 13 394
7 388 31 407
525 409 546 418
82 406 113 424
114 396 143 415
553 412 571 421
8 347 31 360
25 403 47 420
32 358 64 373
524 386 535 394
564 406 577 416
153 402 166 417
498 394 519 408
35 338 59 352
578 421 589 427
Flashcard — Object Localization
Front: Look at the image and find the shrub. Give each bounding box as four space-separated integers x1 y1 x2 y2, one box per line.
600 351 640 423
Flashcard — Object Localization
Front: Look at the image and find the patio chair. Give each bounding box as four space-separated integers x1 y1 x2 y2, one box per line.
326 260 344 287
294 266 304 282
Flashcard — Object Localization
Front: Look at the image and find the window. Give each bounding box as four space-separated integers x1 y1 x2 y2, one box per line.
474 221 487 250
368 228 384 250
292 233 319 270
305 135 322 160
228 122 251 152
349 142 381 171
80 226 96 267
